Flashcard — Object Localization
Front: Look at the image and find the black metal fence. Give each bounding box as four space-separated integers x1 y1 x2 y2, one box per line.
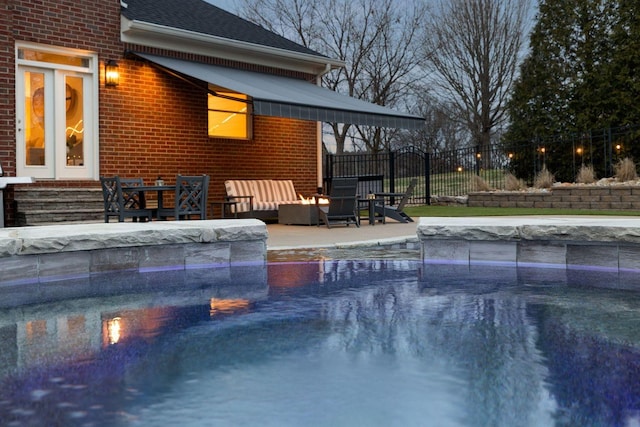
503 125 640 184
324 146 430 205
325 124 640 202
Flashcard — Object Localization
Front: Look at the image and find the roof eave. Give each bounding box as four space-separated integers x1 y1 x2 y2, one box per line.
121 16 344 75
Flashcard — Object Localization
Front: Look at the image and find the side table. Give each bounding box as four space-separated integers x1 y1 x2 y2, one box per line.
210 200 238 219
358 197 385 225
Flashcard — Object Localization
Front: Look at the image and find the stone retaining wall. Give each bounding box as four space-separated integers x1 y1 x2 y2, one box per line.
468 186 640 210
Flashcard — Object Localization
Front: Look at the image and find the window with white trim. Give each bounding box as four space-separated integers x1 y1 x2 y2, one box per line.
207 90 252 140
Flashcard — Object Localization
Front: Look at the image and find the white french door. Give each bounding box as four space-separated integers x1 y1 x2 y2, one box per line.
15 43 98 180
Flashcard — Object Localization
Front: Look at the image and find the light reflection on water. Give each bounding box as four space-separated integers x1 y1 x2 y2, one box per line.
0 252 639 426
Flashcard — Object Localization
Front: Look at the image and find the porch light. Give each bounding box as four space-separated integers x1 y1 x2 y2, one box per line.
105 60 120 87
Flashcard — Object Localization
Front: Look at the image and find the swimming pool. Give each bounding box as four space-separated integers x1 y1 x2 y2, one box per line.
1 255 639 426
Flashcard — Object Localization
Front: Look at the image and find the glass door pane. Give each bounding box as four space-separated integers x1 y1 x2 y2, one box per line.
24 71 47 167
65 76 84 166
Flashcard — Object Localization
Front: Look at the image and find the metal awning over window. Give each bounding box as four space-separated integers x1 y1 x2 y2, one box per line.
136 53 425 129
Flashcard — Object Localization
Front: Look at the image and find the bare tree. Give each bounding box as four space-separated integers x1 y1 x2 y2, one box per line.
401 86 468 153
240 0 427 154
423 0 530 155
351 2 427 153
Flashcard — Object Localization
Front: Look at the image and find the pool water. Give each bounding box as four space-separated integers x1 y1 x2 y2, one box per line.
1 257 639 427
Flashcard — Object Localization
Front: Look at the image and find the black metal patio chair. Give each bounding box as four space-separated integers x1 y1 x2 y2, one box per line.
317 177 360 228
100 176 153 223
157 174 210 220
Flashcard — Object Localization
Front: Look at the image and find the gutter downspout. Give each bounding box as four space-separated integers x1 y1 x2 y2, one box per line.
316 63 332 193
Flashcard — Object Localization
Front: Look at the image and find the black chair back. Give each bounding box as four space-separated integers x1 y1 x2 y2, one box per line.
119 177 146 210
396 178 418 211
317 177 359 228
100 176 152 222
172 175 210 220
326 177 358 216
100 176 122 222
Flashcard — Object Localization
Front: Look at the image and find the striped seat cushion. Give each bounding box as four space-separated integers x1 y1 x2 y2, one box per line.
272 180 298 204
251 180 276 203
225 179 300 212
224 180 254 213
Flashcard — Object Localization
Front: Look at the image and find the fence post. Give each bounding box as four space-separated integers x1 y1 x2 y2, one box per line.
607 127 613 176
324 154 334 194
388 150 396 194
425 152 431 205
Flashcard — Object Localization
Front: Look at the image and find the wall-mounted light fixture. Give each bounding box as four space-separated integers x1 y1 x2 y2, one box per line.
105 60 120 87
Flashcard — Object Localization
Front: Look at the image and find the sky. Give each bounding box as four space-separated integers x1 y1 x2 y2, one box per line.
204 0 240 13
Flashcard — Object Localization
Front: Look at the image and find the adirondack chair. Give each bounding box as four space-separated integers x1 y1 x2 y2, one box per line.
317 177 360 228
373 178 418 223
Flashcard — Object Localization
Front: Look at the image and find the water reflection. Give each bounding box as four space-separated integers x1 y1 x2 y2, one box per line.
106 317 121 345
0 260 638 426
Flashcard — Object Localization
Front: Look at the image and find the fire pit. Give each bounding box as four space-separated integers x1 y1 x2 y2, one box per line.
278 196 328 225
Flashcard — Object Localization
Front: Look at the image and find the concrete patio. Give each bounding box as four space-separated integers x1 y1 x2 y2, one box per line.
266 220 418 250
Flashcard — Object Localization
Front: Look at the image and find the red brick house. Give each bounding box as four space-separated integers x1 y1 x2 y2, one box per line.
0 0 422 226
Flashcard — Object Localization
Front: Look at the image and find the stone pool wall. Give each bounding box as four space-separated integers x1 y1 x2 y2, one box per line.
0 219 267 287
417 216 640 289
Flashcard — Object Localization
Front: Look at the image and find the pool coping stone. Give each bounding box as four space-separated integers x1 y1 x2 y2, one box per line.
0 219 267 286
418 216 640 274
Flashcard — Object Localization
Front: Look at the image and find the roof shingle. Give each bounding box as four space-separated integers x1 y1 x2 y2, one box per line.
122 0 326 58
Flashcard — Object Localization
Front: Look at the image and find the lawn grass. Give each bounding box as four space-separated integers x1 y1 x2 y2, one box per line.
403 205 640 217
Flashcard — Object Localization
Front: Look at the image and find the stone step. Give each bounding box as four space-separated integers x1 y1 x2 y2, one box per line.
13 187 102 199
17 209 104 226
13 187 104 226
15 198 103 211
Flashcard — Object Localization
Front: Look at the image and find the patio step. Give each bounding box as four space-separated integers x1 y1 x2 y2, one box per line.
13 187 104 226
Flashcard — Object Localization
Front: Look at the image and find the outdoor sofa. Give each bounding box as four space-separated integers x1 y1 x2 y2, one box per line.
224 179 300 221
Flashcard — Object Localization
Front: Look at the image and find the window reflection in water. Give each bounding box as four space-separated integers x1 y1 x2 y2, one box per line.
107 317 121 345
209 298 250 316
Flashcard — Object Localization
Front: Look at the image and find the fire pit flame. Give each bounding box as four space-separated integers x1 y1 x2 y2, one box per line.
298 194 329 205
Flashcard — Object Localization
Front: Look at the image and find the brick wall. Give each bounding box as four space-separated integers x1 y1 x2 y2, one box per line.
468 186 640 210
0 0 319 225
98 55 319 202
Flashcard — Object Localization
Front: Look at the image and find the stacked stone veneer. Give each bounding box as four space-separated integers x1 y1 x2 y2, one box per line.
468 186 640 210
0 219 267 287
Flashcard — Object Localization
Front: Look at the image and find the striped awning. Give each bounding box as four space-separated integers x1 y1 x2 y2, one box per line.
136 53 425 129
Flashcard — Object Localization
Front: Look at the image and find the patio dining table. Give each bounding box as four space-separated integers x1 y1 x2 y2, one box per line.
121 184 174 212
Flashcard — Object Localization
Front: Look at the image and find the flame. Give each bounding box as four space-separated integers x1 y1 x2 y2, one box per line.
298 194 329 205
